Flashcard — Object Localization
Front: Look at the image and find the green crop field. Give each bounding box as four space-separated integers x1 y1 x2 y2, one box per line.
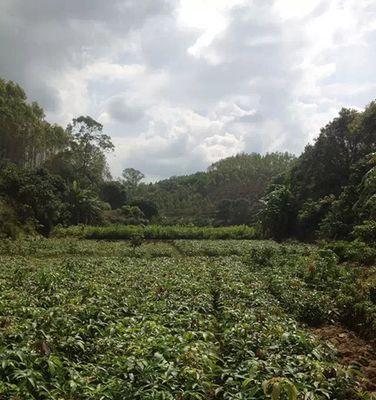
0 239 375 399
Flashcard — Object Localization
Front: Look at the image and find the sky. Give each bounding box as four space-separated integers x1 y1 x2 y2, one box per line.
0 0 375 181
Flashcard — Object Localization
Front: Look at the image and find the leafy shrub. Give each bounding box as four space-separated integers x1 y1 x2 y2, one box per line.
297 196 334 241
322 240 376 265
0 200 23 238
258 184 296 241
130 199 158 220
353 220 376 243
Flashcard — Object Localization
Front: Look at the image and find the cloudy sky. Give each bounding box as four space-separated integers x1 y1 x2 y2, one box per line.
1 0 375 180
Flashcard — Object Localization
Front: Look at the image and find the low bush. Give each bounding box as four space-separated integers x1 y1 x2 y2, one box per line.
0 200 35 238
353 220 376 244
321 240 376 265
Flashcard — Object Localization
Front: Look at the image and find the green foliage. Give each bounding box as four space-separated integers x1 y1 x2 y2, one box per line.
207 152 296 205
258 185 296 240
65 181 107 226
0 238 177 258
64 116 114 188
133 153 295 225
119 205 148 225
318 188 358 240
122 168 145 191
297 196 334 240
134 172 214 226
44 115 114 195
0 239 360 399
0 256 219 398
353 221 376 244
174 239 285 257
100 181 128 209
0 77 375 244
248 243 376 338
103 209 129 225
290 108 364 203
101 194 158 227
356 153 376 220
0 79 117 235
0 78 69 168
322 240 376 265
68 116 114 151
215 198 252 226
53 224 257 240
263 378 298 400
0 164 67 235
130 199 158 220
0 200 23 238
214 255 355 399
255 102 376 242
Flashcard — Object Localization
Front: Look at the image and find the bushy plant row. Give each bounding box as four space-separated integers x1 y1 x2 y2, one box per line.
1 239 374 398
243 243 376 339
0 238 177 258
0 257 219 398
0 243 361 399
320 240 376 265
173 240 376 339
53 224 257 240
173 239 310 257
216 259 355 399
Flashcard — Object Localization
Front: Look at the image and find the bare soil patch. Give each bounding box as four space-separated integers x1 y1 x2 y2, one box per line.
313 325 376 393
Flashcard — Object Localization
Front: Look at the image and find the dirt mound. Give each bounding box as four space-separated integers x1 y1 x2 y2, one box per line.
313 325 376 393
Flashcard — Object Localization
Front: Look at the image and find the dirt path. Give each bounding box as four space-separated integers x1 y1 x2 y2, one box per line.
312 325 376 393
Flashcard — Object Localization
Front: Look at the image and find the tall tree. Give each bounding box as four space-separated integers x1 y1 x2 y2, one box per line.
50 116 114 188
289 107 373 204
275 102 376 240
122 168 145 190
0 79 69 168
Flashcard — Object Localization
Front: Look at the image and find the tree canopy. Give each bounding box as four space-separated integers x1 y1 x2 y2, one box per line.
259 102 376 241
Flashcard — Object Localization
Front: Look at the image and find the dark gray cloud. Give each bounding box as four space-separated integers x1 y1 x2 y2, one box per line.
106 95 145 123
0 0 171 113
0 0 375 180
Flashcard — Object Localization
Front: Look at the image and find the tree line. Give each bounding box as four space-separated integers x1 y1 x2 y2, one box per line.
0 78 157 237
132 152 296 226
0 77 375 243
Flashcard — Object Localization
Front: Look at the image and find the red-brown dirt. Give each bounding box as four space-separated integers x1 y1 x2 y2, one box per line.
313 325 376 393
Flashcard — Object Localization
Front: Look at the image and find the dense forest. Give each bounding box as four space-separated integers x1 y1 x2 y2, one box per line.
0 78 375 244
